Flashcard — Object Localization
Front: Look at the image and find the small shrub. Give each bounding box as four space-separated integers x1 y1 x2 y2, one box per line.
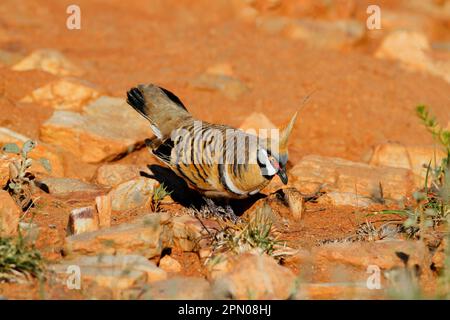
150 183 171 212
1 140 51 211
0 234 45 283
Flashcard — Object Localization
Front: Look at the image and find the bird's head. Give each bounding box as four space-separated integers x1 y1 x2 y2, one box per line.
257 112 297 185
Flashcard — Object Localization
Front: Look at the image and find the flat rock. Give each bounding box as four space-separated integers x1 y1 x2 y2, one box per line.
50 254 167 296
158 255 182 273
0 190 20 237
376 31 450 84
39 177 105 200
290 155 415 206
190 72 249 100
311 240 430 283
125 276 212 300
40 96 151 163
108 177 159 211
286 19 365 49
20 78 102 112
211 253 297 299
12 49 83 76
0 127 64 177
365 142 447 187
64 213 172 259
94 164 152 187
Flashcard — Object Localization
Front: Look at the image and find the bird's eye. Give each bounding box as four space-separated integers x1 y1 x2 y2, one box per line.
269 155 280 169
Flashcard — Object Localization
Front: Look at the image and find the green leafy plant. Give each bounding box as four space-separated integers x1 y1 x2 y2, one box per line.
150 183 171 212
0 234 45 283
377 106 449 238
1 140 51 210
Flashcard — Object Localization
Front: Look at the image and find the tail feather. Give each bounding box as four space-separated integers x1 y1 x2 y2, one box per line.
126 84 192 140
127 88 149 120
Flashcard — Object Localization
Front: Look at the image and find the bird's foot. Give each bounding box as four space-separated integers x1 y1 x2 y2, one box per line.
200 197 239 223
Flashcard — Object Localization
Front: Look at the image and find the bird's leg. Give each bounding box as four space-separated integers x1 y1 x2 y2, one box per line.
201 197 239 223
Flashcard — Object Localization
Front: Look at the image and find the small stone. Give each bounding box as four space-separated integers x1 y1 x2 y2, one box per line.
0 127 64 177
39 177 105 200
40 96 151 163
95 194 111 228
0 190 20 237
63 213 172 259
20 78 102 112
12 49 83 76
159 255 182 273
67 207 99 236
109 177 159 211
211 253 297 299
281 188 304 220
94 164 152 187
190 73 249 100
205 63 234 77
286 19 365 49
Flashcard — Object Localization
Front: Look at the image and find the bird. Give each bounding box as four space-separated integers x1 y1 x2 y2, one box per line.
126 84 298 214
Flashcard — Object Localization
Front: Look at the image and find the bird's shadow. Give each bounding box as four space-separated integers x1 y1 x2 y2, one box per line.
140 164 265 216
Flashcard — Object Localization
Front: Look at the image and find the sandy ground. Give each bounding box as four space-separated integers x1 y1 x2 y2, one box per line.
0 0 449 299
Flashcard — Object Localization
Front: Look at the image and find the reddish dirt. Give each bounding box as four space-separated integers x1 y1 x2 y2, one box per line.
0 0 449 299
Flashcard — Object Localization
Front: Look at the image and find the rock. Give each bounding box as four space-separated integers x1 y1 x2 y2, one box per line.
0 127 64 177
312 240 430 283
290 155 415 206
0 190 20 237
159 255 182 273
375 31 450 84
39 177 105 200
94 164 152 187
239 112 277 139
40 96 151 163
171 215 216 252
20 78 102 112
431 238 447 273
205 63 234 77
109 177 159 211
64 213 171 259
50 255 167 297
365 142 447 187
286 19 365 49
67 207 99 236
280 187 304 220
125 277 212 300
211 253 297 299
190 72 249 100
12 49 83 76
95 194 111 228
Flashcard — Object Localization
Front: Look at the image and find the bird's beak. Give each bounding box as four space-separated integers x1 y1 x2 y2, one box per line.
277 168 288 185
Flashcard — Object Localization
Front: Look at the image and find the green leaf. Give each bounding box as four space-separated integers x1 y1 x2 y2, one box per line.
2 143 20 154
38 158 52 173
22 140 36 154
